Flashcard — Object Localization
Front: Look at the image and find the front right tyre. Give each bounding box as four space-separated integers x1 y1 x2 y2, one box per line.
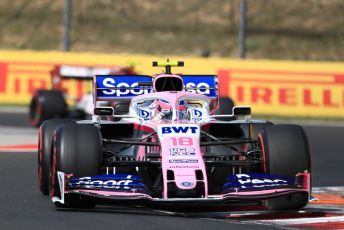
258 124 311 210
215 97 235 121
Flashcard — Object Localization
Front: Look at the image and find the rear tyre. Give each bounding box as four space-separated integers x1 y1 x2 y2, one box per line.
50 124 102 208
29 90 68 127
258 124 311 210
38 119 75 195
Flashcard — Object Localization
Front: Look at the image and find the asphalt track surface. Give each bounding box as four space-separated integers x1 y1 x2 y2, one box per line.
0 111 343 229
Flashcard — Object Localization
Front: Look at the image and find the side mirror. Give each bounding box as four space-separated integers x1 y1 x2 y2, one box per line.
94 107 114 116
233 106 251 120
232 106 251 116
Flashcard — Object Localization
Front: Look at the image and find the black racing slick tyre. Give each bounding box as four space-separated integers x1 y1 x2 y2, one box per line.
38 119 75 195
258 124 311 210
250 121 273 139
216 97 235 121
50 124 102 208
217 97 235 115
29 90 68 127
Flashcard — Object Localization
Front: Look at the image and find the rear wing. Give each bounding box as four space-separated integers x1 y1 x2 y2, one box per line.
93 75 219 102
51 65 135 91
58 65 115 79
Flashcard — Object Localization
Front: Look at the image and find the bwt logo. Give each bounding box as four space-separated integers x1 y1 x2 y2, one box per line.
101 78 151 96
162 126 198 134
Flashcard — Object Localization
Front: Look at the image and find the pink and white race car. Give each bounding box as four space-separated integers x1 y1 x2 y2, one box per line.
38 60 312 210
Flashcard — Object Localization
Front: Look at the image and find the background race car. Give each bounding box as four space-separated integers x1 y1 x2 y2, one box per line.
29 64 137 127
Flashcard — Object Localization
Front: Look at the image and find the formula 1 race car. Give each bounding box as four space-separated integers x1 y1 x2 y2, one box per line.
29 64 137 127
38 60 311 211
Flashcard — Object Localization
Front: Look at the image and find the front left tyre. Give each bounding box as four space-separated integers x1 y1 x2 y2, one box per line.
38 119 75 195
50 123 102 208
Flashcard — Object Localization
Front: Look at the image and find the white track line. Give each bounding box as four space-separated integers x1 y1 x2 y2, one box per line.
313 186 344 194
257 215 344 225
0 149 36 152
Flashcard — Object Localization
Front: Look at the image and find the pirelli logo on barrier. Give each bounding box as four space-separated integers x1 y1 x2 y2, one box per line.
0 62 90 104
218 69 344 117
1 49 344 118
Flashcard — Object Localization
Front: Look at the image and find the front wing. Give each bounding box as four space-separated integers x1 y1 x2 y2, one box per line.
52 172 311 206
